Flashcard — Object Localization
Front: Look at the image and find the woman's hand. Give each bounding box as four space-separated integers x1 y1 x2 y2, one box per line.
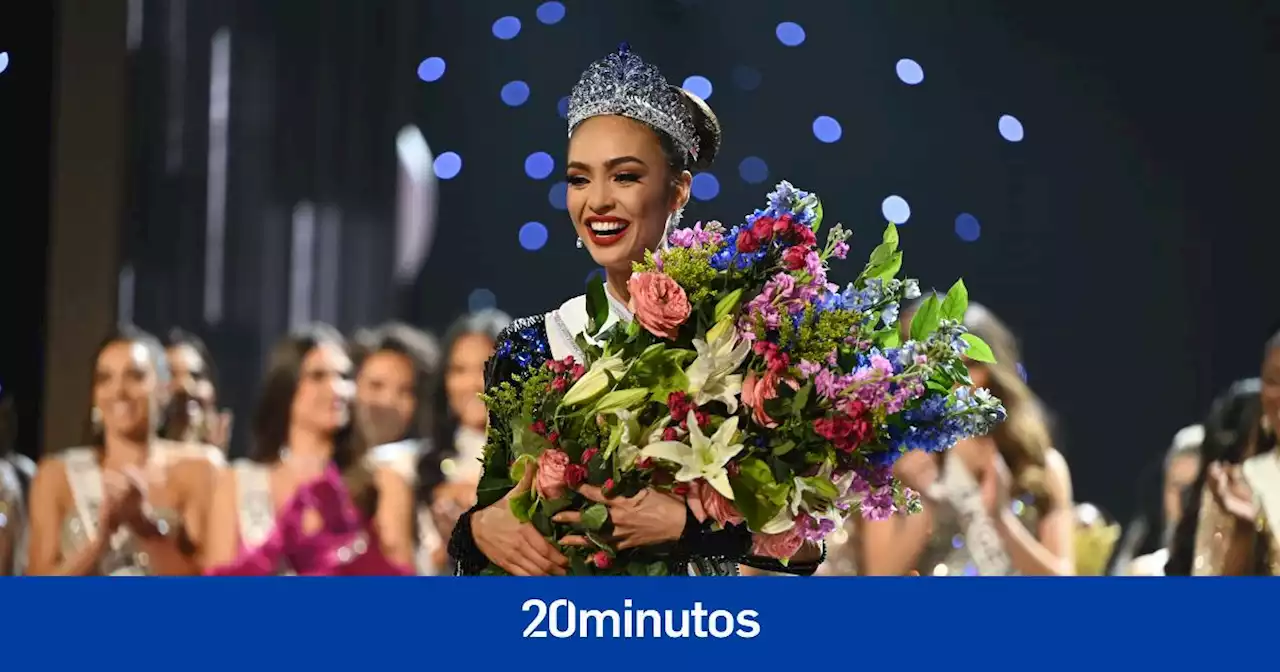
553 485 687 550
99 469 144 534
1208 461 1258 522
471 468 568 576
893 450 938 493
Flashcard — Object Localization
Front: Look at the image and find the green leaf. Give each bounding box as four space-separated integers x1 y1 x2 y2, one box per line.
509 453 537 485
585 276 610 338
580 503 609 531
882 222 899 247
867 242 895 266
713 288 745 323
799 476 840 501
871 251 902 281
585 530 614 551
771 440 797 456
940 279 969 322
960 333 997 363
509 490 534 523
646 561 668 576
542 496 573 517
511 422 552 458
881 328 902 348
909 294 942 341
790 382 812 418
811 200 824 232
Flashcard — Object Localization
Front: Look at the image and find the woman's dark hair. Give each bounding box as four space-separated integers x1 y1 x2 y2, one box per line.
418 309 511 503
351 322 441 443
249 324 376 517
82 324 170 446
1164 378 1268 574
657 88 721 174
162 326 219 392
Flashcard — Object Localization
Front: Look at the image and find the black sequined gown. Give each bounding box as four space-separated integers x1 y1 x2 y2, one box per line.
447 314 822 576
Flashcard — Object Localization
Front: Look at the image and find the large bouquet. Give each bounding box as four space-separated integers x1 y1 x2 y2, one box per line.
479 182 1006 575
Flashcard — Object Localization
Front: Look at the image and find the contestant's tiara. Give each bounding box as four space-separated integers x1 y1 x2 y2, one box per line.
566 43 699 161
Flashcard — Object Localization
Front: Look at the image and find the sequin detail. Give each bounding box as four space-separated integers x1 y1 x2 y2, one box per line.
489 315 552 385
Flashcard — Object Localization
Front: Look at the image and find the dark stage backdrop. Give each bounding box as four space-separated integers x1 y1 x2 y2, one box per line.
28 0 1273 527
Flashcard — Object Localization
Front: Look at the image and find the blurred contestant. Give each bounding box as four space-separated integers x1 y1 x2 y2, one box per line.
26 326 222 575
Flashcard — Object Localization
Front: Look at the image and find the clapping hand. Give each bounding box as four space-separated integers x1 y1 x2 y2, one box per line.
100 468 146 533
1208 461 1258 522
553 485 687 551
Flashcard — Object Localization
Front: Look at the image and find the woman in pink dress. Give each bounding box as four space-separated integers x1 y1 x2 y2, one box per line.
203 325 415 576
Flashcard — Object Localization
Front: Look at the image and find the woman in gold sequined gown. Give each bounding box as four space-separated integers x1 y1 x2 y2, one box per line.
26 326 223 576
857 303 1076 576
1171 333 1280 575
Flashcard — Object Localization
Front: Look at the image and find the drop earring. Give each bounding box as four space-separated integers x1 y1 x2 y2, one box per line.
90 406 103 434
576 236 585 249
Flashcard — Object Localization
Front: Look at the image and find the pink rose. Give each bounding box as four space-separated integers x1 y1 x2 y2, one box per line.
627 272 691 340
741 370 779 428
687 480 744 528
535 449 570 500
751 526 804 560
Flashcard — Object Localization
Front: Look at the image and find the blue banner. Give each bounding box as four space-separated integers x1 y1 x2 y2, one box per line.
6 578 1269 668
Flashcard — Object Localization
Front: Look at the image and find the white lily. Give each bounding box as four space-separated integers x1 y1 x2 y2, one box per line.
561 352 627 407
640 411 745 499
609 409 670 471
685 318 751 413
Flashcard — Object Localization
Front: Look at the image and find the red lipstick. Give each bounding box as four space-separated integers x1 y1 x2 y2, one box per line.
583 215 631 248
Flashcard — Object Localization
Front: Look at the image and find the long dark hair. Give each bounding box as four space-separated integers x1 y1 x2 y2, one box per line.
82 324 170 447
162 327 219 392
1164 378 1266 574
418 309 511 503
249 324 375 517
351 322 441 444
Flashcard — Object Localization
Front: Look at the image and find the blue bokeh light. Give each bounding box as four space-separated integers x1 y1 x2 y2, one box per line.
557 96 570 119
776 22 806 46
954 213 981 242
433 152 462 180
468 288 497 312
731 65 761 91
896 58 924 85
682 75 713 100
1016 363 1028 382
548 181 567 210
536 2 566 25
492 16 521 40
999 114 1025 142
691 173 720 201
812 116 843 143
524 152 555 180
501 80 530 107
882 195 911 224
416 57 445 82
519 221 549 251
0 52 9 75
738 156 769 184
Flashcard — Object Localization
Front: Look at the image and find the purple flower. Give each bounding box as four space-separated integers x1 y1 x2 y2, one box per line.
860 484 899 521
797 359 824 379
798 514 837 542
832 241 849 259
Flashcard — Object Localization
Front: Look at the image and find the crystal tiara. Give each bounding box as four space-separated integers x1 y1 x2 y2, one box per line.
566 43 700 161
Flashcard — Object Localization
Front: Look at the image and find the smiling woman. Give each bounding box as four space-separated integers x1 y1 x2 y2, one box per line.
25 325 224 576
447 45 824 578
